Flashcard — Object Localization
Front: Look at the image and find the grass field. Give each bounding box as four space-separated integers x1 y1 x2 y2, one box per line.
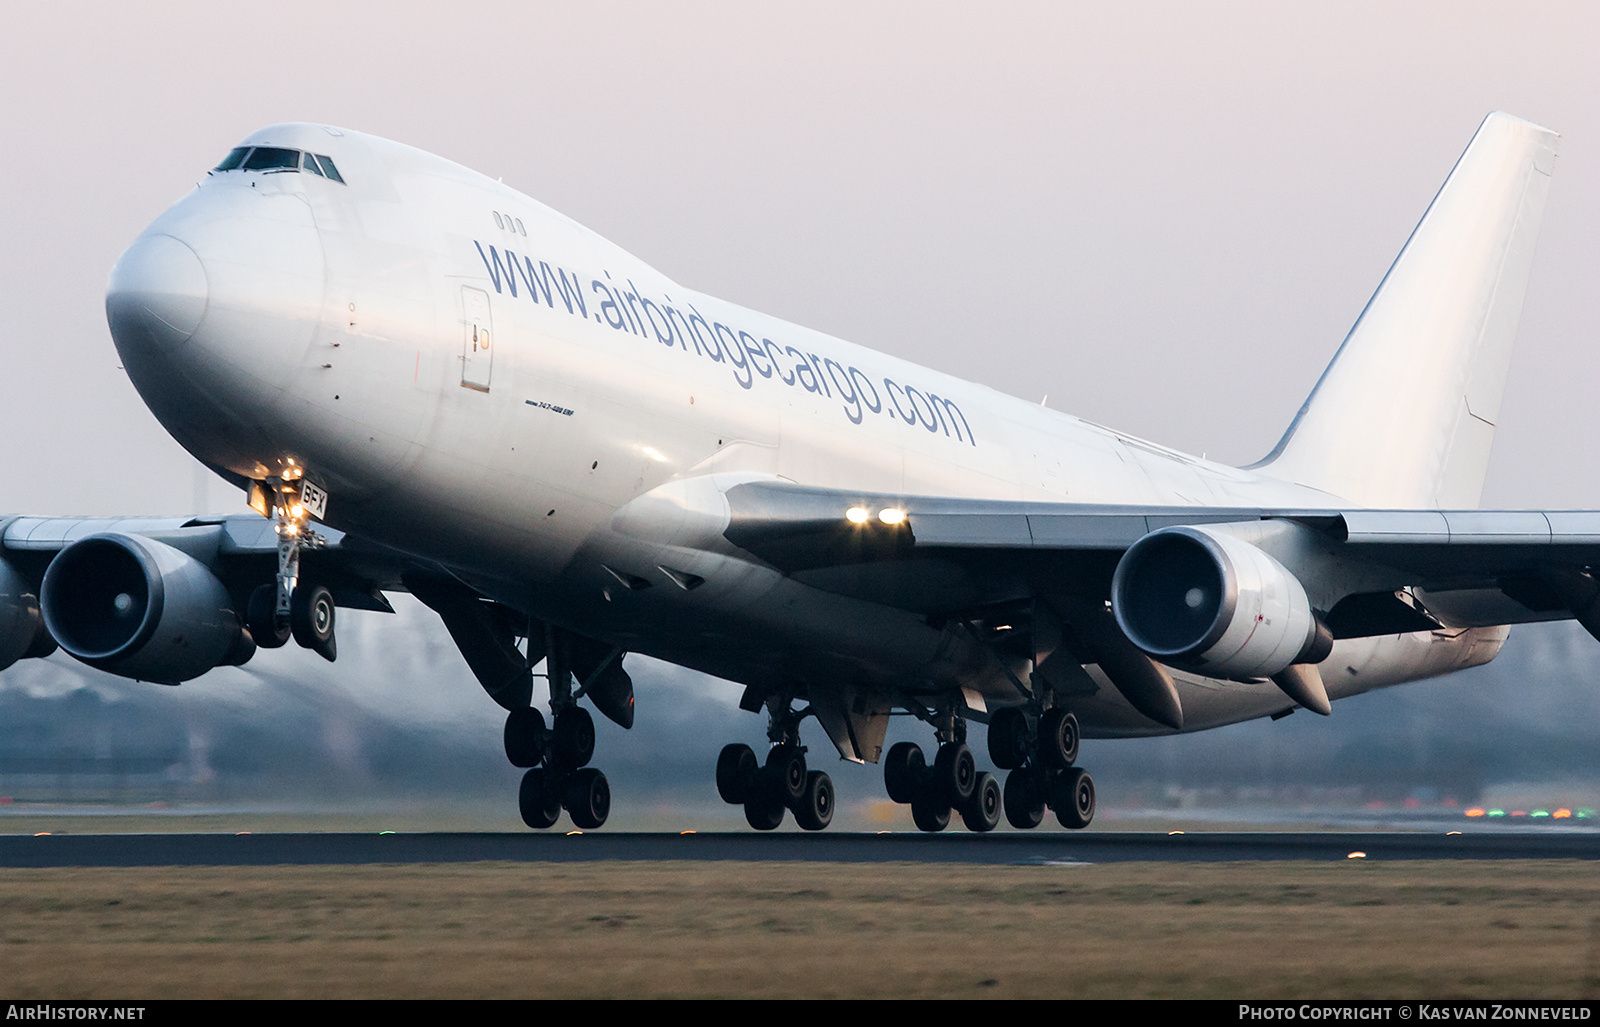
0 859 1597 999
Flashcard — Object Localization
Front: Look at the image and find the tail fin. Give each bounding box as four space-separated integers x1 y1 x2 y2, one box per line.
1254 112 1559 509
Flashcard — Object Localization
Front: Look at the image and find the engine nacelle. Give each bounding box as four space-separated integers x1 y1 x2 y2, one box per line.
1111 525 1321 680
40 533 253 684
0 558 56 672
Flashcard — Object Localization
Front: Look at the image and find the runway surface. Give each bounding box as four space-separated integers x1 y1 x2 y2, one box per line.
2 830 1597 867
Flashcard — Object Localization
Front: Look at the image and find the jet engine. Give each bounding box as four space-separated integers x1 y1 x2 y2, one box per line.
40 533 254 684
1110 525 1325 680
0 558 56 672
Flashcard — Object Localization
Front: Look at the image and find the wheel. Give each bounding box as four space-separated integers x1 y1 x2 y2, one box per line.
883 741 925 804
933 742 976 804
550 707 596 768
744 794 786 830
910 782 951 832
504 707 547 768
1039 708 1080 769
764 744 807 805
987 707 1030 770
1003 768 1046 830
793 771 834 831
959 771 1001 833
289 583 336 660
518 768 561 829
564 767 610 829
716 743 758 805
246 584 289 649
1052 767 1095 829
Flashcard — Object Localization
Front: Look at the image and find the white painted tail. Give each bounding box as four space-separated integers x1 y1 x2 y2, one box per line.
1255 112 1559 509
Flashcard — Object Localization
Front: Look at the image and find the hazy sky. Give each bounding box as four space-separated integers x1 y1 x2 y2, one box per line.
2 2 1597 516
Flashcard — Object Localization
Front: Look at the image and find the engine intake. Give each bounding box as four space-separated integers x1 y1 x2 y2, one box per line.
40 533 252 683
1111 525 1322 680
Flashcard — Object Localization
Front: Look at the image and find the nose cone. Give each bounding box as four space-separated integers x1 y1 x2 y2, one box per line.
106 233 209 353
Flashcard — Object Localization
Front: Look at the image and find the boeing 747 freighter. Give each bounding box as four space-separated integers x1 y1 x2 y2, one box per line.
0 112 1582 832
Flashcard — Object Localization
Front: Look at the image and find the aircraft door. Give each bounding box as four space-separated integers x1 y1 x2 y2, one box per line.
461 286 494 392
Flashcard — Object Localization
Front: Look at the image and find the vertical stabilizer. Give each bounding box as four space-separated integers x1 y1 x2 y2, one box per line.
1255 113 1558 509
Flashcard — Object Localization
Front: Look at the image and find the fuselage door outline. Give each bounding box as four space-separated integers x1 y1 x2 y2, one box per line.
461 285 493 393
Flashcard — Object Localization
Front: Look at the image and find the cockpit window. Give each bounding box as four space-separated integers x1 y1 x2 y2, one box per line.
314 155 345 184
214 147 251 171
242 147 301 171
211 145 347 184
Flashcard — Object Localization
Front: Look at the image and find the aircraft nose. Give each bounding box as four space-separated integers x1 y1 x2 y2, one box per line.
105 233 209 352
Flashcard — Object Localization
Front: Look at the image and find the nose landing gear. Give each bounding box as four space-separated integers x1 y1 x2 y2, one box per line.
244 468 336 661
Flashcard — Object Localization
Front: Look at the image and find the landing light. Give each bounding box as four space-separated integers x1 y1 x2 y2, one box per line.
846 507 870 524
879 508 906 525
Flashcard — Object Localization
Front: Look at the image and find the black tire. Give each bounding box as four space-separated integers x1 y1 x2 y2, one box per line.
911 783 951 832
247 584 289 649
883 741 925 804
744 794 786 830
1039 708 1080 769
289 583 336 661
1003 768 1046 830
518 768 561 829
716 743 758 805
764 744 807 805
934 742 977 804
959 771 1001 833
504 707 547 768
551 706 596 768
987 707 1030 770
564 767 610 829
1052 767 1095 829
793 771 834 831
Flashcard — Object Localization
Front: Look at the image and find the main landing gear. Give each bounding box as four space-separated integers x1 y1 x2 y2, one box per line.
880 704 1093 832
880 710 1004 833
506 631 612 830
715 700 835 831
986 706 1095 830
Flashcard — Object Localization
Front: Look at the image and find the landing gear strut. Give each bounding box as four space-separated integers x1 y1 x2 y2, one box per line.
988 705 1095 830
509 628 613 830
716 697 834 831
244 467 336 661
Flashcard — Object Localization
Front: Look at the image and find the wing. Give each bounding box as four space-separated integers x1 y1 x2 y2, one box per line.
0 513 558 715
721 478 1600 657
0 513 403 683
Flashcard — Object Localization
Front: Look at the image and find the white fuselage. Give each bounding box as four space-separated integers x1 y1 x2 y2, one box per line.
108 124 1505 743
